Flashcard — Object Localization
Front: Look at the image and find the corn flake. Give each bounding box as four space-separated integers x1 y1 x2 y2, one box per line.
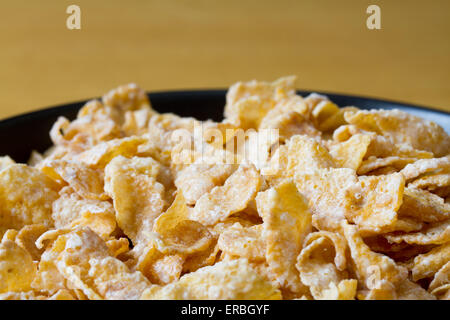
41 160 108 200
329 133 371 170
218 223 265 262
386 220 450 245
296 232 354 300
411 242 450 281
141 259 282 300
344 173 405 235
105 156 166 243
0 164 59 237
189 165 261 226
256 180 311 293
399 187 449 223
0 239 37 293
345 109 450 157
343 222 408 291
15 224 48 261
294 168 357 231
400 156 450 181
429 261 450 297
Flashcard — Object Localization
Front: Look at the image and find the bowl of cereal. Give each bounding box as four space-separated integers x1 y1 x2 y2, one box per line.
0 77 449 300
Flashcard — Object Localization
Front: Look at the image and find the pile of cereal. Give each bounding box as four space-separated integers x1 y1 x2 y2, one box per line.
0 77 449 300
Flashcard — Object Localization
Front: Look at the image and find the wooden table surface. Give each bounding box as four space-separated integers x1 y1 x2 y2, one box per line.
0 0 449 120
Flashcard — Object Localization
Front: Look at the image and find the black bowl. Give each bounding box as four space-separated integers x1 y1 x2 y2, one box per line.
0 90 449 163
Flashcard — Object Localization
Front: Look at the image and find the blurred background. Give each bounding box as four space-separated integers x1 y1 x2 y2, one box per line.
0 0 449 119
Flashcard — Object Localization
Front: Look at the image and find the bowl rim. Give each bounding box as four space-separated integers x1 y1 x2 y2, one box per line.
0 89 449 127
